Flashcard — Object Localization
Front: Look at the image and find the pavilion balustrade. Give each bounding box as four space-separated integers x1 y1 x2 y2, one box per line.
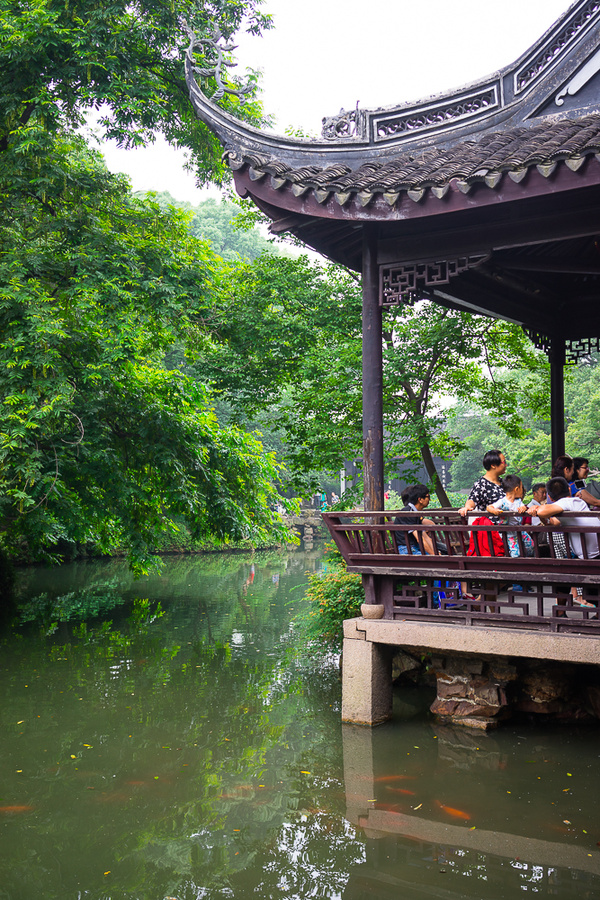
322 510 600 634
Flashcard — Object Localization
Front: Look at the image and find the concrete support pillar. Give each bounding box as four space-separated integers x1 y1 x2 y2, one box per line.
342 623 392 725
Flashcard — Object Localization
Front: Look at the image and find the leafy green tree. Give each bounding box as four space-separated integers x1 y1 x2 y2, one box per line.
0 0 271 185
449 356 600 492
0 0 295 571
149 194 276 260
0 136 289 570
194 252 548 502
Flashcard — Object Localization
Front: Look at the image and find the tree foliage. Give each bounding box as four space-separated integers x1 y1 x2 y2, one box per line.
0 0 294 570
149 193 277 260
0 135 290 570
0 0 271 184
449 356 600 491
193 251 548 501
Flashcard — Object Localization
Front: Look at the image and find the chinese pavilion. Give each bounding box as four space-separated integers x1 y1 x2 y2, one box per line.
185 0 600 510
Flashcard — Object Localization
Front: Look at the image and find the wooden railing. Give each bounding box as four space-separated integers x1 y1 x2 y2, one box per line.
322 509 600 633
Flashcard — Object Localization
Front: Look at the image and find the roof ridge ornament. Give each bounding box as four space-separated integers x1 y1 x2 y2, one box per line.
322 105 367 142
183 19 253 102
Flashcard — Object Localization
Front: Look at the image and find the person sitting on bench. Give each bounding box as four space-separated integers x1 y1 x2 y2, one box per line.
535 476 600 560
394 484 435 555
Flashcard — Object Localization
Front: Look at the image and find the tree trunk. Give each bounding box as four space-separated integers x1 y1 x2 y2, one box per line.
420 443 452 507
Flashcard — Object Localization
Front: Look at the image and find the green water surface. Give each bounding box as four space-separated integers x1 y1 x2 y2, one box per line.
1 548 599 899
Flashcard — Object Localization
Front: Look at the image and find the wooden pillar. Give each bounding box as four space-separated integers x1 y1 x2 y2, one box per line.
362 225 384 511
550 338 566 463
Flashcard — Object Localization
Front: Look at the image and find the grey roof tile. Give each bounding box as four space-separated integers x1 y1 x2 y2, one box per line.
227 113 600 203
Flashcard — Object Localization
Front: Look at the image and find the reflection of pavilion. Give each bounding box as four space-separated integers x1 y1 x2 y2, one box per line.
342 724 600 896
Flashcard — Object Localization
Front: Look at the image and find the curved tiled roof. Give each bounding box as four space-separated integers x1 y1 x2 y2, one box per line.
225 113 600 207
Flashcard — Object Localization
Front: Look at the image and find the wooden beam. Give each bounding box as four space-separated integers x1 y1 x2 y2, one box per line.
498 258 600 275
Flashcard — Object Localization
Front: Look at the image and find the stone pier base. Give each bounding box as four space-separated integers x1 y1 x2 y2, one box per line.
341 616 600 728
429 657 516 730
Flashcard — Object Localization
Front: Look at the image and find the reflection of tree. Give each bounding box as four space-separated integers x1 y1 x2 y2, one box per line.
1 550 365 899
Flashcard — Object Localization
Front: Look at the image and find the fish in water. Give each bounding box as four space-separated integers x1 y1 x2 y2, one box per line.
374 775 417 783
386 787 416 796
436 800 471 821
0 805 34 814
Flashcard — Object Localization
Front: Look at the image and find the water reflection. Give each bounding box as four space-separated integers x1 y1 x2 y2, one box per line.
343 720 600 897
2 547 600 899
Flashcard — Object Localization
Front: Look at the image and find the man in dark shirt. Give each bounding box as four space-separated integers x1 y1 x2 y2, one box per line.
395 484 435 554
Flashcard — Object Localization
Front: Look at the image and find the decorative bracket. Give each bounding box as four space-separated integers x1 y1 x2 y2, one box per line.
380 256 489 306
523 330 600 363
183 20 253 102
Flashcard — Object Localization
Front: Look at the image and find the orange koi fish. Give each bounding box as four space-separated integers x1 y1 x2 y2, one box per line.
436 800 471 821
0 805 34 814
374 775 417 783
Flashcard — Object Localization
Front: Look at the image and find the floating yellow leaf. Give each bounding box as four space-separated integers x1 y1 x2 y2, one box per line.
233 828 240 832
563 819 571 824
70 755 77 759
470 826 476 830
17 720 24 725
300 771 310 774
104 871 110 876
414 803 422 810
83 744 93 748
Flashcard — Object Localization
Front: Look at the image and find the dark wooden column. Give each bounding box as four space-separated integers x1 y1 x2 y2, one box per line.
550 337 566 463
362 225 384 511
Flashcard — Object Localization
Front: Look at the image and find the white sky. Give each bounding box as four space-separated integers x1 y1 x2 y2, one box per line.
99 0 572 202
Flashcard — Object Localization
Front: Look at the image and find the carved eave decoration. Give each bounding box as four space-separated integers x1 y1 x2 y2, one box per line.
186 1 600 214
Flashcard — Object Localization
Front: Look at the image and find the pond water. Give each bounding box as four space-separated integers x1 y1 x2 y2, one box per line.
2 547 600 900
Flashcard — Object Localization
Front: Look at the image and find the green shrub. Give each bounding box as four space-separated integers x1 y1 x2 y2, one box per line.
302 565 364 652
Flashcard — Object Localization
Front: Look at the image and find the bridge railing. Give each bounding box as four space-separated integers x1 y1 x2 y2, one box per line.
321 509 600 633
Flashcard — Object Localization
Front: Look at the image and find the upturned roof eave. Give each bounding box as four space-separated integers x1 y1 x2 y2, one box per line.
185 0 600 168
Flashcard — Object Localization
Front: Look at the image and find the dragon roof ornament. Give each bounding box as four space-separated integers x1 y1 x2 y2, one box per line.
183 20 254 102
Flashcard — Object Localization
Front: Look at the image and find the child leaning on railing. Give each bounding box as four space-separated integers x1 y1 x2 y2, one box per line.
486 474 534 557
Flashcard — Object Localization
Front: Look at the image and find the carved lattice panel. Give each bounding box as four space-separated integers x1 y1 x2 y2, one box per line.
515 0 600 93
374 87 498 140
380 256 487 306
